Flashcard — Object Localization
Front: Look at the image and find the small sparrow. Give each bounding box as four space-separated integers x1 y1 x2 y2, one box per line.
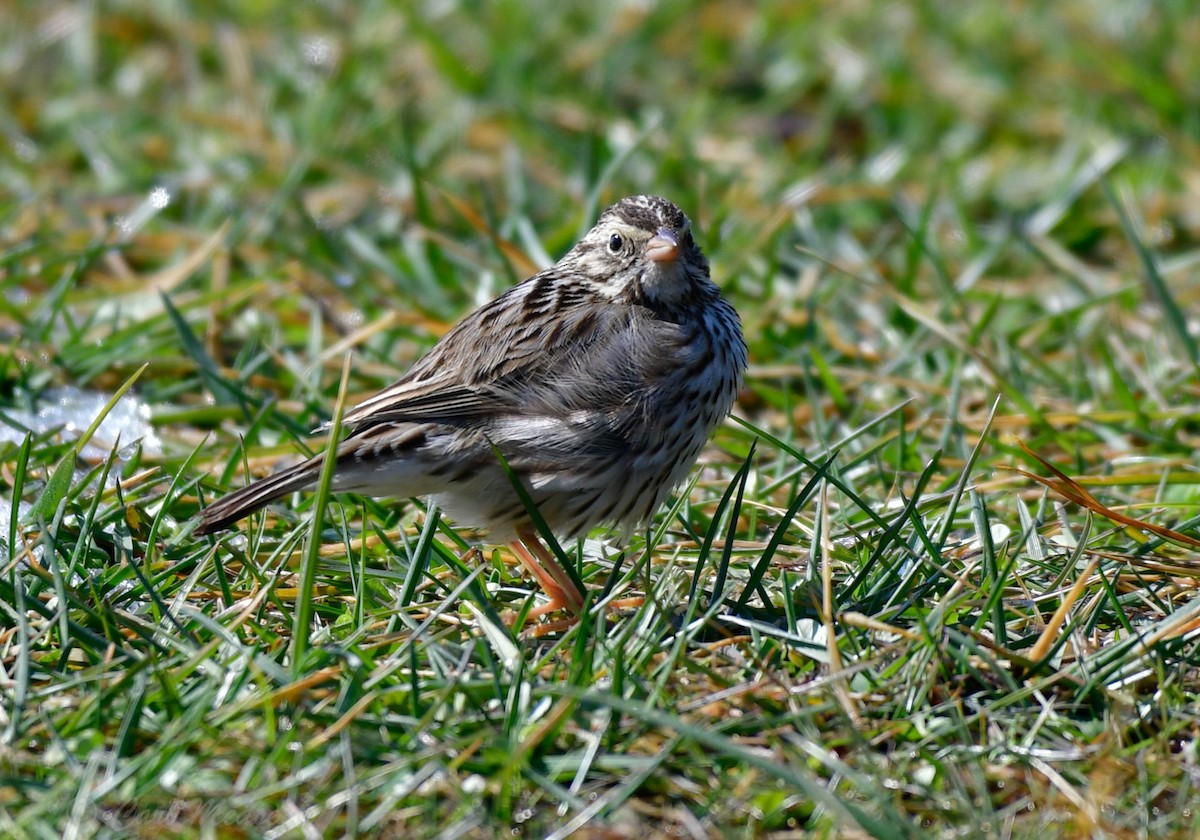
195 195 747 617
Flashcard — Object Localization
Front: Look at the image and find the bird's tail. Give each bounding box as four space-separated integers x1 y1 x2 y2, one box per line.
193 458 318 535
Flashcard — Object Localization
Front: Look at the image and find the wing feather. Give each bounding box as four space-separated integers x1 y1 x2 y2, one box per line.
341 272 688 440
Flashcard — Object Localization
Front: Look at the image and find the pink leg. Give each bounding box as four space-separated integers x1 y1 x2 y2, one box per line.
509 525 585 618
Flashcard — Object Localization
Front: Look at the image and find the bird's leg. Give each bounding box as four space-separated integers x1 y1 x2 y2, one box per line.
510 524 586 618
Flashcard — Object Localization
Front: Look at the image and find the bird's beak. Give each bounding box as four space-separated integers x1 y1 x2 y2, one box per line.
645 227 680 263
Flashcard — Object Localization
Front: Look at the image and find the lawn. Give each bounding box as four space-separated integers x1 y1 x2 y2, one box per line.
3 1 1200 837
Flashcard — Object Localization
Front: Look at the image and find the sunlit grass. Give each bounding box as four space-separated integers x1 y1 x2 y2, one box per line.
3 1 1200 837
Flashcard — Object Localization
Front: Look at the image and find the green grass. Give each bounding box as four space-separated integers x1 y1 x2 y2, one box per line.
4 1 1200 836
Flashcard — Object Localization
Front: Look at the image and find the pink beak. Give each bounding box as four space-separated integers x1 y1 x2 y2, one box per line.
645 227 679 263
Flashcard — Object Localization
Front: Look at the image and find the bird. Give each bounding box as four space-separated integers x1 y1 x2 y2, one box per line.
194 195 747 618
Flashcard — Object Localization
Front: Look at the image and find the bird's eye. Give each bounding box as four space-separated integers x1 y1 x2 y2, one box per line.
607 233 623 253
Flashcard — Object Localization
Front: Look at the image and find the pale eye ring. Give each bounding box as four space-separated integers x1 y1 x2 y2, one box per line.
607 233 623 253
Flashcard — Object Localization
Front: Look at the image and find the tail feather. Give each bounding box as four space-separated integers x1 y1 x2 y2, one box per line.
194 459 318 535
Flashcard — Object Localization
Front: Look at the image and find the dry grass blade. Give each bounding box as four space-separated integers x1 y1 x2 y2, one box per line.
1006 440 1200 550
1026 555 1102 663
436 187 542 276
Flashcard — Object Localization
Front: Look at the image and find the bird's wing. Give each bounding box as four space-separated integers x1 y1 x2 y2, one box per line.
340 279 688 442
339 269 564 426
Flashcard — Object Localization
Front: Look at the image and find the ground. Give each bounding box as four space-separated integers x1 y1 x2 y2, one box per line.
2 2 1200 837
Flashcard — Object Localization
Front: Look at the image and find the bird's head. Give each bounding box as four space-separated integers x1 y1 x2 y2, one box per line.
569 195 712 309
